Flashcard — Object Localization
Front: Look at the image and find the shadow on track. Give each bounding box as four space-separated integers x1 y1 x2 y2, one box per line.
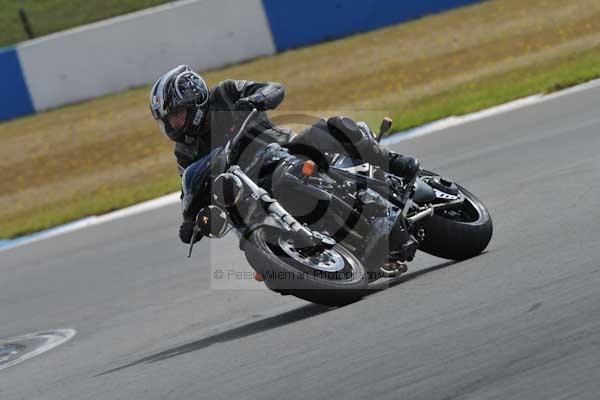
97 259 459 377
96 303 333 376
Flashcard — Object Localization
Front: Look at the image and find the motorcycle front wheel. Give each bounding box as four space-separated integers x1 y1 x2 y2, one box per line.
243 227 368 306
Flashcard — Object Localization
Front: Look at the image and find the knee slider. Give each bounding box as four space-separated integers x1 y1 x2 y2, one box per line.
327 116 365 144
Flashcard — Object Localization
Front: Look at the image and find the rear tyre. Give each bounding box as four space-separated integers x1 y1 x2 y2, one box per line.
244 227 368 306
418 182 493 261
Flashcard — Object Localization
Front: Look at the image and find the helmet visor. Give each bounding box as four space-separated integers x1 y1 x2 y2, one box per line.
158 108 188 141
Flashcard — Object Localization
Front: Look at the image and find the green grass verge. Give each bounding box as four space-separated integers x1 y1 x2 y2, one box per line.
0 0 169 48
2 175 180 237
391 48 600 131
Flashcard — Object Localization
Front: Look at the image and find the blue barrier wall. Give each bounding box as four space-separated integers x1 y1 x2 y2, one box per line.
0 0 487 122
0 47 34 120
261 0 485 51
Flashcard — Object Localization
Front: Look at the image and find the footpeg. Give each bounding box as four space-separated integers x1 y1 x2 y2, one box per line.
380 261 408 278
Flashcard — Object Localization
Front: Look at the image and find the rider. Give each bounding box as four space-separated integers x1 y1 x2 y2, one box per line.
149 65 419 244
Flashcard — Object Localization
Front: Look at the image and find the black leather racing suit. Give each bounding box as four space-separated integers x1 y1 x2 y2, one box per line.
174 79 291 176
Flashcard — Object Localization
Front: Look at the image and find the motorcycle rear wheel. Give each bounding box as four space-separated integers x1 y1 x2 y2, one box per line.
417 174 493 260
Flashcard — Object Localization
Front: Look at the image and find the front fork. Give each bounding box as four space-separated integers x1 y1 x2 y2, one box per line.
228 165 336 249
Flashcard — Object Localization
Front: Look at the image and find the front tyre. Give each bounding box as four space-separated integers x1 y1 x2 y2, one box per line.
243 227 368 306
418 183 493 260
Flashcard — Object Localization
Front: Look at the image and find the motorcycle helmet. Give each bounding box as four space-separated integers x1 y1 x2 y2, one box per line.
150 65 210 142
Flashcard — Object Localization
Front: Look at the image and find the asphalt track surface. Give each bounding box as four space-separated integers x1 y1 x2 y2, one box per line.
2 86 600 400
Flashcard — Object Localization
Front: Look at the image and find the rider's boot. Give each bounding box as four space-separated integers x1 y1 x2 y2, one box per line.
327 116 420 181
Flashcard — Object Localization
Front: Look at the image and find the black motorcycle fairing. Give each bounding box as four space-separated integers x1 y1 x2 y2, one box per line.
271 157 332 226
243 143 291 187
268 150 410 266
283 142 330 172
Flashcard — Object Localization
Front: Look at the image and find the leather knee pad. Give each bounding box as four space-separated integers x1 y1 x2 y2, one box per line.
327 116 365 144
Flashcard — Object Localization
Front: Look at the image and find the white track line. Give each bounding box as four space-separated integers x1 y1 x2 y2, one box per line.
0 192 180 253
3 77 600 252
383 77 600 145
0 329 76 371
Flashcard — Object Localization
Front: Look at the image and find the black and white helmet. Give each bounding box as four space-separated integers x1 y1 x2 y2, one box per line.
149 65 210 142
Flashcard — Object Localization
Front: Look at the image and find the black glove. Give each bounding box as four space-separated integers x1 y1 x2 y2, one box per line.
235 94 265 111
234 98 255 111
179 221 202 244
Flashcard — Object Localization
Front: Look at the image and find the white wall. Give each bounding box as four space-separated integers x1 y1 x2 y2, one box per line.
17 0 276 112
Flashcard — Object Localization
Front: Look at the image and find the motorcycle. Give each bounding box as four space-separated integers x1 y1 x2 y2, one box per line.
183 109 493 306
